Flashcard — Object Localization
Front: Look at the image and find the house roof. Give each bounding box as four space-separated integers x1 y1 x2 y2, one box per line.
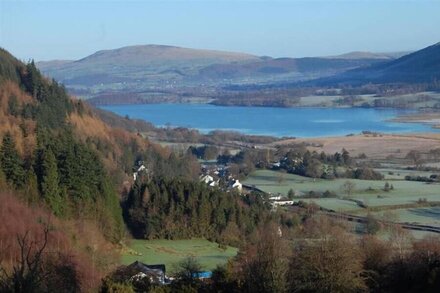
127 261 166 275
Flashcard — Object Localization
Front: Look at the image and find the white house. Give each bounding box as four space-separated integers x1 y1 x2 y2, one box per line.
272 162 281 168
231 179 242 192
271 200 294 207
269 195 283 201
133 165 148 181
209 180 219 187
200 175 214 184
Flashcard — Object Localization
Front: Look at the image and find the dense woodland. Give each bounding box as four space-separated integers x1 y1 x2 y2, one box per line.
124 176 271 245
0 48 207 291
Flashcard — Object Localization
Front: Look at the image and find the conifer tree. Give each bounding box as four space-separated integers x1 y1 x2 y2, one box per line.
24 167 40 204
40 148 63 216
0 133 24 188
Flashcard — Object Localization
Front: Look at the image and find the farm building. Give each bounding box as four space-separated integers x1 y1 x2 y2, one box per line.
125 261 170 285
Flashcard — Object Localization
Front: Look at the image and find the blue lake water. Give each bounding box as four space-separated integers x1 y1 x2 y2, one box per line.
99 104 438 138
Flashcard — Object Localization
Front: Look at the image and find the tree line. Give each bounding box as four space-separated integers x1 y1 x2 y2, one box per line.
123 176 271 246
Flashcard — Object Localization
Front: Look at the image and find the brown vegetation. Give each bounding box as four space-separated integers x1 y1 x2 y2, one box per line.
277 133 440 159
0 192 118 291
0 81 37 156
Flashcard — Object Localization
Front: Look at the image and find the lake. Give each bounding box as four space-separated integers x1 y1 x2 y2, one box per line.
99 104 438 138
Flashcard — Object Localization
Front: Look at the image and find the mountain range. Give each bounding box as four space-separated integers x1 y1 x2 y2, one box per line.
36 45 411 101
35 42 440 105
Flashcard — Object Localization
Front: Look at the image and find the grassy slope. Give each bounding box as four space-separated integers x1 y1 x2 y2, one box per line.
121 239 238 274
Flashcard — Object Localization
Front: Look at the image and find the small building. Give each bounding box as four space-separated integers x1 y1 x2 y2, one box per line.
133 165 148 181
272 162 281 168
126 261 169 285
137 165 147 172
231 179 242 192
269 195 282 201
272 200 294 206
200 175 214 184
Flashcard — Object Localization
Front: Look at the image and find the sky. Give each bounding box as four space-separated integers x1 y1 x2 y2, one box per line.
1 0 440 61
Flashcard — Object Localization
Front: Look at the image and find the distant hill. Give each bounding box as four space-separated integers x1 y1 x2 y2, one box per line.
35 44 405 104
76 44 259 64
37 45 399 84
197 56 391 80
37 45 260 86
325 51 410 60
316 42 440 85
37 45 422 104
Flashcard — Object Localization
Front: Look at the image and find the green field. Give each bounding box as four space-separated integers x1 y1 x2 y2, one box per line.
121 239 238 274
377 168 435 180
358 207 440 226
244 169 440 212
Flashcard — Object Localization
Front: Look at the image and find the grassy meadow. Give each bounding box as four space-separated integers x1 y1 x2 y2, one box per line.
121 238 238 274
357 207 440 226
243 169 440 214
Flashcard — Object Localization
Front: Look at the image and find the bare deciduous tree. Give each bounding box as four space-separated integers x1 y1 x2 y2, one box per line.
0 224 50 293
341 180 356 196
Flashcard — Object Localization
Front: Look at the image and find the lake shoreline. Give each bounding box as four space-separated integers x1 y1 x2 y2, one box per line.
99 103 439 139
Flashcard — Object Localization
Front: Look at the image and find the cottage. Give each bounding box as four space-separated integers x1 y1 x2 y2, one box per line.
126 261 169 285
200 174 214 184
231 179 242 192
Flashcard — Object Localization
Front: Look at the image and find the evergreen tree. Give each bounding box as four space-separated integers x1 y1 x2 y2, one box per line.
124 177 270 243
0 133 24 188
39 148 63 216
24 167 40 204
24 60 42 99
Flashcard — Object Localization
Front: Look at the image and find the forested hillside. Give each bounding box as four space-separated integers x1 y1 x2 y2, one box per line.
0 48 204 291
0 49 125 239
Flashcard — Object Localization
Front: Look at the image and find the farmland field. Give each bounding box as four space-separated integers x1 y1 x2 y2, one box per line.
358 207 440 226
244 169 440 212
377 168 435 180
121 238 238 274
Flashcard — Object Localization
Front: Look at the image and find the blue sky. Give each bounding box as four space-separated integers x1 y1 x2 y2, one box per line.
1 0 440 61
